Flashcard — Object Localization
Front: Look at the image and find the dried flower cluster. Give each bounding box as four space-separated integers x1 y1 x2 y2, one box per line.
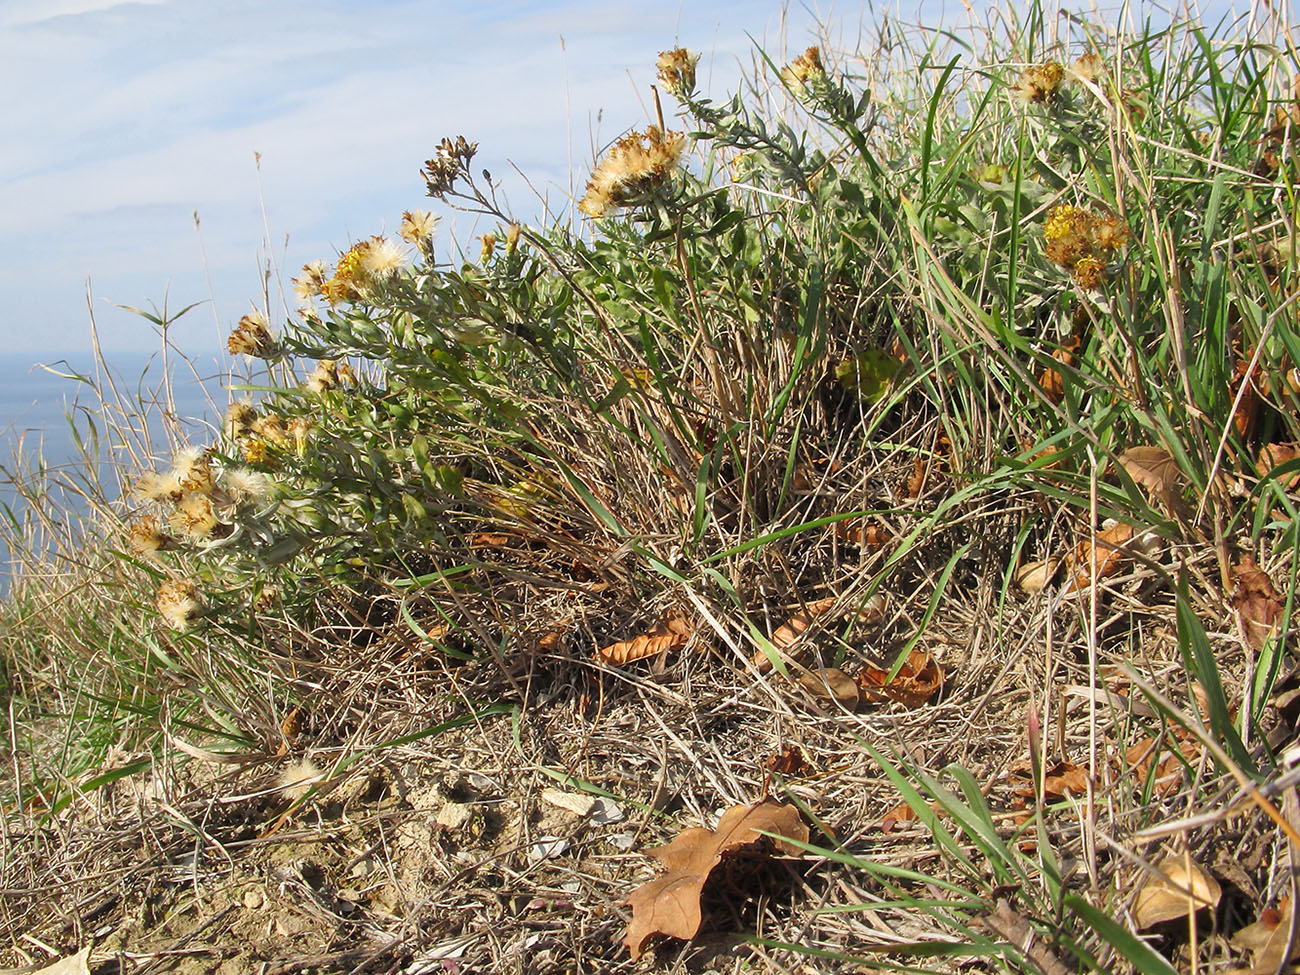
782 46 826 88
1043 203 1130 288
578 125 685 218
227 311 276 358
1015 61 1065 104
315 237 408 306
657 47 699 99
156 577 203 632
421 136 478 200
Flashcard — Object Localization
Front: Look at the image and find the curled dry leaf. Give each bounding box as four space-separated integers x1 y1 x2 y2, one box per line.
598 616 691 665
1133 855 1221 929
1069 521 1134 589
623 800 808 959
796 667 861 709
858 649 943 707
1232 556 1284 650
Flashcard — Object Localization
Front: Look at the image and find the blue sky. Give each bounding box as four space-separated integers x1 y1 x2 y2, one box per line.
0 0 1252 368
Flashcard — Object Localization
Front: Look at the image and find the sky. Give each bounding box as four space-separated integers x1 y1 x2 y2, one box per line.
0 0 1257 371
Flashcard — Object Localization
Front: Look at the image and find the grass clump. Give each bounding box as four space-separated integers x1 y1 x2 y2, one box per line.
4 4 1300 972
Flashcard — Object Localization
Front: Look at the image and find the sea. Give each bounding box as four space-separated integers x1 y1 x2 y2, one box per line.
0 350 226 585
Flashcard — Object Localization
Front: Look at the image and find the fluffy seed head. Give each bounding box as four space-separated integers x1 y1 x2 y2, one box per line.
156 578 203 631
172 447 216 496
221 467 273 505
133 470 183 503
128 515 175 556
399 209 438 244
579 125 686 218
168 492 220 542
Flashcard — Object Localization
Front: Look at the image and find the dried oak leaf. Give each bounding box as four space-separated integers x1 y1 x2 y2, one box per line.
1232 556 1284 650
623 800 808 959
858 649 943 707
1124 736 1197 796
598 616 691 665
1119 445 1182 514
1133 855 1221 929
1009 761 1092 800
1069 522 1134 589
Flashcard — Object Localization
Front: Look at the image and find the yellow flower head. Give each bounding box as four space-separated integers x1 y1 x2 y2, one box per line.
505 222 522 255
784 46 825 85
1072 255 1104 290
480 232 497 264
1015 61 1065 104
657 47 700 98
578 125 686 218
1043 203 1128 288
249 413 290 448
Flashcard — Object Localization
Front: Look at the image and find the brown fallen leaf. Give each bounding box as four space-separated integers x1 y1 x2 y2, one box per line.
1230 357 1263 441
753 594 885 674
762 744 812 779
623 800 808 959
276 706 304 756
1133 855 1221 929
1119 445 1183 514
1232 556 1284 650
1037 335 1082 405
878 798 946 832
1125 736 1198 796
1009 761 1092 800
1232 896 1295 974
598 616 691 665
1069 522 1134 589
904 455 927 498
796 667 861 709
1257 442 1300 490
858 650 943 707
1015 557 1059 593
